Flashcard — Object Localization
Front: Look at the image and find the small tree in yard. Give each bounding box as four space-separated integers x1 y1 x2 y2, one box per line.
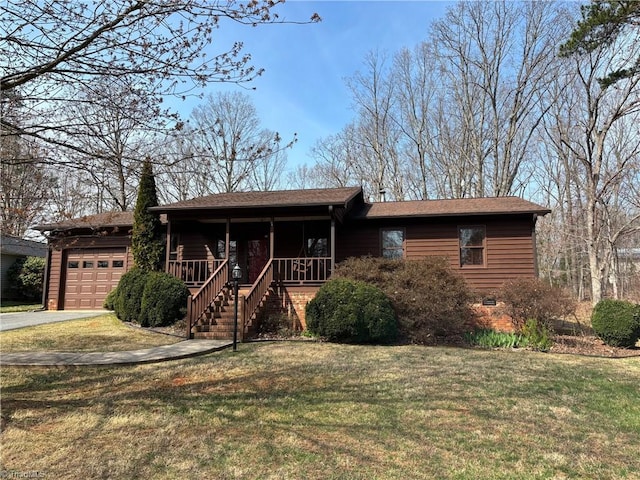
132 158 164 271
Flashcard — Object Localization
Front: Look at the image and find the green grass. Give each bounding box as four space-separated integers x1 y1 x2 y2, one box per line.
0 301 43 313
0 314 182 352
1 342 639 479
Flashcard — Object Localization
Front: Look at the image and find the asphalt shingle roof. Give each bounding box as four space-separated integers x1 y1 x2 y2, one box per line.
33 211 134 231
352 196 550 219
33 189 550 232
150 187 364 211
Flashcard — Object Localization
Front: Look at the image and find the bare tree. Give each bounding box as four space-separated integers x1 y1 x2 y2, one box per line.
62 77 162 212
0 136 55 236
181 91 295 193
392 43 438 200
1 1 319 154
429 0 565 197
346 51 405 200
309 126 363 190
541 35 640 303
0 94 56 235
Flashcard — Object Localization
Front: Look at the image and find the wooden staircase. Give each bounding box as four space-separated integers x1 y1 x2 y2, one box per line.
188 259 276 340
191 285 274 340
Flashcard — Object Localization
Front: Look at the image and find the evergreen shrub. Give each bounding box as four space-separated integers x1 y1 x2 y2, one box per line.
103 288 117 310
139 271 190 327
306 278 397 343
112 268 150 323
591 299 640 348
131 159 164 271
6 256 45 301
333 257 473 343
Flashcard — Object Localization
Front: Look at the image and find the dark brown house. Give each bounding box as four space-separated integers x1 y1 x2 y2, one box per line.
35 187 550 338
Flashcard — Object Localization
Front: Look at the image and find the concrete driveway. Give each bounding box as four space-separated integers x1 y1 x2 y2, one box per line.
0 310 107 332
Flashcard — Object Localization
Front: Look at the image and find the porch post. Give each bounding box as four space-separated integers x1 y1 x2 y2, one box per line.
164 219 171 273
269 218 275 259
330 216 336 275
225 218 230 261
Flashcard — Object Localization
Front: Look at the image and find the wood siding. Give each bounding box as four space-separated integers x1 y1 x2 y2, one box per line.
337 215 536 292
47 248 63 310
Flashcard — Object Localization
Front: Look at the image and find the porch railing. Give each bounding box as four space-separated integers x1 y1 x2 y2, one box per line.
273 257 331 284
186 259 229 338
243 259 274 332
168 259 226 287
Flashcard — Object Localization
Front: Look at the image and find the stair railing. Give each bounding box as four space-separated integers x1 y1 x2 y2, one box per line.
243 259 274 333
186 259 229 338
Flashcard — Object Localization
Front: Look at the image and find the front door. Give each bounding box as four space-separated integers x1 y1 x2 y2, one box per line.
247 238 268 283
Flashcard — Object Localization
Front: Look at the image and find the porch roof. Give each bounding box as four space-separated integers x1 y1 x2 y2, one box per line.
354 196 551 219
150 187 363 212
33 212 167 232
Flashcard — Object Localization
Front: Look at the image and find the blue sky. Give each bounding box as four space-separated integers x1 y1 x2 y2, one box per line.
175 1 454 173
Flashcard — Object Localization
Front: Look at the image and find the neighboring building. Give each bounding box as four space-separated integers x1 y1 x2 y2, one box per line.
34 187 550 338
0 235 47 300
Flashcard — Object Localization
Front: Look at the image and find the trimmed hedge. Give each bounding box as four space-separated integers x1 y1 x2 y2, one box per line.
111 268 189 327
139 271 190 327
306 278 397 344
591 299 640 348
112 268 150 323
333 257 473 343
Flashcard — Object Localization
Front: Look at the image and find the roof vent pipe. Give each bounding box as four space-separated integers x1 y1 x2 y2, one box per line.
379 188 386 202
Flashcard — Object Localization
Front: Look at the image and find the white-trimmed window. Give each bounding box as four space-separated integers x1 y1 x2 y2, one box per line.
459 226 486 267
381 228 405 259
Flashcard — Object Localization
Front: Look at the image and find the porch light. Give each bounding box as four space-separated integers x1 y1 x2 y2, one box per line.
232 264 242 281
232 264 242 351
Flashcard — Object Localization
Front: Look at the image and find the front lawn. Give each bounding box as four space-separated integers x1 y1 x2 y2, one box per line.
0 301 43 313
0 314 182 352
1 342 639 479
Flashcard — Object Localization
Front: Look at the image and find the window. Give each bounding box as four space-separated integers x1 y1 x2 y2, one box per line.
112 260 124 268
67 261 79 269
381 229 405 259
82 261 94 268
97 261 109 268
306 238 328 257
459 226 486 267
218 240 238 267
169 233 179 261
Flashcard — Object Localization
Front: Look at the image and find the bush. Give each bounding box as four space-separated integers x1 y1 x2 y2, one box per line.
333 257 473 343
306 278 397 344
103 288 118 310
591 299 640 348
6 256 46 301
112 268 150 322
521 318 553 352
139 271 190 327
499 278 576 331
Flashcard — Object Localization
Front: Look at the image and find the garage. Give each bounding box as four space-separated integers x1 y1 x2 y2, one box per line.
63 248 128 309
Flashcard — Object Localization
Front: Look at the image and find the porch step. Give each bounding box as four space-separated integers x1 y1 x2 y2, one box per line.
190 286 274 340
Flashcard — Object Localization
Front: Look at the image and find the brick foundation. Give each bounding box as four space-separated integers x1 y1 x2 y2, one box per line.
258 288 516 335
258 285 320 331
469 303 515 332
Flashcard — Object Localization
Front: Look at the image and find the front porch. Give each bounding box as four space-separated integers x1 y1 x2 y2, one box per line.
164 218 337 340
